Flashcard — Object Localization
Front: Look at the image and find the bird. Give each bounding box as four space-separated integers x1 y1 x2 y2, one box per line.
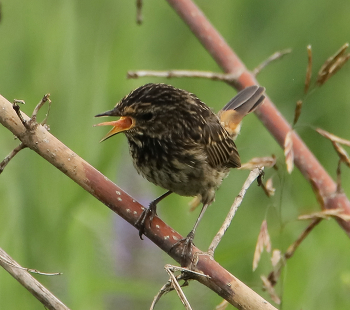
95 83 265 264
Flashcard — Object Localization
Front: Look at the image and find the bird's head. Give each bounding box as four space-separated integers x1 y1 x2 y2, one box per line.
95 83 209 142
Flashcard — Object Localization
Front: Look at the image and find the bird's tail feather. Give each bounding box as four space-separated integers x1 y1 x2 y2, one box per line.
218 86 265 139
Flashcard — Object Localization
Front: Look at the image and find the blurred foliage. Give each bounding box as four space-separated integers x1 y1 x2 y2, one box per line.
1 0 350 309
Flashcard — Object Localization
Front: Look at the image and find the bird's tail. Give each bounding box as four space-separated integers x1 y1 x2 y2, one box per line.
218 86 265 140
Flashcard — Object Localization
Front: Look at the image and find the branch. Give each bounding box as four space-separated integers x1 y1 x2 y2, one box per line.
0 247 69 310
208 168 262 255
166 0 350 236
0 142 26 174
127 70 239 83
0 95 276 309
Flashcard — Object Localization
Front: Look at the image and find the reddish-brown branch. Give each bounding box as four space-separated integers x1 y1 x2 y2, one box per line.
166 0 350 235
0 95 276 310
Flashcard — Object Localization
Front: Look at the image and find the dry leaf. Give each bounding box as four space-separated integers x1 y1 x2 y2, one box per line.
253 220 271 271
299 209 350 221
240 156 276 170
260 177 276 197
261 275 281 304
270 249 282 267
293 100 303 126
284 130 294 173
188 195 201 212
332 142 350 168
305 45 312 94
215 299 229 310
317 43 350 86
316 128 350 147
265 178 275 196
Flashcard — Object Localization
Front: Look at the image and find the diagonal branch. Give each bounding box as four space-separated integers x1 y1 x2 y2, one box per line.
0 247 69 310
166 0 350 236
0 95 277 310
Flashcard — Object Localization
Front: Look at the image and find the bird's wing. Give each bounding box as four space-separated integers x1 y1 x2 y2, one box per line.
202 121 241 169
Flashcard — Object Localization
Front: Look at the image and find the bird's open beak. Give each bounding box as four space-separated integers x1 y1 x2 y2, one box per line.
94 113 135 142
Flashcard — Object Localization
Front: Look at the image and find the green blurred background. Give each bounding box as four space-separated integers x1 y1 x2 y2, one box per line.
1 0 350 309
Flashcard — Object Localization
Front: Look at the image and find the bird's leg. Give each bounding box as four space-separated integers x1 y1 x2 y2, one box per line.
135 191 172 240
171 203 209 267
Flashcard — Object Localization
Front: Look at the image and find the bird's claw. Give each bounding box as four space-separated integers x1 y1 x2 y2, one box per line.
135 206 157 240
169 231 195 267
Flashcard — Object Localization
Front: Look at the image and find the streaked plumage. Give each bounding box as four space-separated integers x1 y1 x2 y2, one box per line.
95 83 265 262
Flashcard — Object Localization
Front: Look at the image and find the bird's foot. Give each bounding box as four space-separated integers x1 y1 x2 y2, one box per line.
169 230 195 267
135 203 157 240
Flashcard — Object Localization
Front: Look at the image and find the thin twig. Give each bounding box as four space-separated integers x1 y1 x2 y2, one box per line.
151 264 208 310
127 70 240 83
298 209 350 222
164 265 193 310
316 128 350 147
253 49 292 76
12 94 51 131
208 167 262 255
0 253 61 276
284 218 322 259
13 99 28 128
0 142 27 175
150 280 174 310
31 93 51 124
267 218 322 287
0 247 69 310
304 45 312 94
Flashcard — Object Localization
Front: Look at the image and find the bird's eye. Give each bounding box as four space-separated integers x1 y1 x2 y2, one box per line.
139 112 154 121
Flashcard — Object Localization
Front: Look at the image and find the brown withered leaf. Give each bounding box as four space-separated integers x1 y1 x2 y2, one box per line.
305 45 312 94
316 128 350 147
261 275 281 304
188 195 201 212
215 300 229 310
284 130 294 173
270 249 282 267
317 43 350 86
298 209 350 221
260 177 276 197
253 220 271 271
332 142 350 168
240 156 276 170
293 100 303 126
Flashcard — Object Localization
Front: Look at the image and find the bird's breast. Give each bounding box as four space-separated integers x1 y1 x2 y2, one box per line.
127 135 229 203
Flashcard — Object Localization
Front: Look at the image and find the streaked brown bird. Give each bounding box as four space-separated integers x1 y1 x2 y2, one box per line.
95 83 265 262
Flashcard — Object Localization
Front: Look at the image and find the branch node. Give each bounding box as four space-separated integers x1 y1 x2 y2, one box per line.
150 264 209 310
13 99 29 129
